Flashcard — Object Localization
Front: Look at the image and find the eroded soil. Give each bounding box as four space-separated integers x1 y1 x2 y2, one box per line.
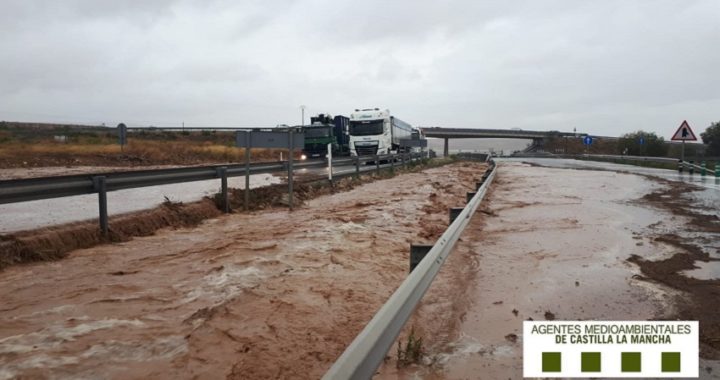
0 162 485 379
630 177 720 360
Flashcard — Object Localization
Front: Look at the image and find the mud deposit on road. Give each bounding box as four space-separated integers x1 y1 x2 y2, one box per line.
403 163 720 379
630 177 720 359
0 162 485 379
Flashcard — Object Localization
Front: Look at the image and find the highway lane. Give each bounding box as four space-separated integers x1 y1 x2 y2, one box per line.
384 161 720 379
502 157 720 191
0 158 416 233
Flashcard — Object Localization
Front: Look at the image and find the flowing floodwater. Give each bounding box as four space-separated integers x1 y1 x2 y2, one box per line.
0 162 486 379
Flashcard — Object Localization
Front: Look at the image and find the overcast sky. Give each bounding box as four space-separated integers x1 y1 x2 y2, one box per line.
1 0 719 137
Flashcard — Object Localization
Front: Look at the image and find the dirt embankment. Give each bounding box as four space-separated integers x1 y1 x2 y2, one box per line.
0 161 486 379
630 178 720 358
0 199 222 270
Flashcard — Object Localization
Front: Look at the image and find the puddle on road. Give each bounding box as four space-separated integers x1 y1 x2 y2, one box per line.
681 260 720 280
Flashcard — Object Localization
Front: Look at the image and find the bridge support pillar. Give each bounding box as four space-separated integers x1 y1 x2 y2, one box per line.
532 138 545 153
444 138 449 157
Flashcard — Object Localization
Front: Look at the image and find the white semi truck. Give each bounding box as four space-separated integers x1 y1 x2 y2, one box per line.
348 108 414 156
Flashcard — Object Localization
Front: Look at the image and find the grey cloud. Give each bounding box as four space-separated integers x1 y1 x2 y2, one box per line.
1 0 719 136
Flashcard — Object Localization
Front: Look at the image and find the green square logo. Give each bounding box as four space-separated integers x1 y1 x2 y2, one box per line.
621 352 642 372
581 352 601 372
542 352 561 372
662 352 681 372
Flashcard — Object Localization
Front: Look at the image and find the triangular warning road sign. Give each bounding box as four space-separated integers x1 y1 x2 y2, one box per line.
671 120 697 141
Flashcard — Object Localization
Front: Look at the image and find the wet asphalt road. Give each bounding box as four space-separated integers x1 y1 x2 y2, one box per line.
0 160 400 233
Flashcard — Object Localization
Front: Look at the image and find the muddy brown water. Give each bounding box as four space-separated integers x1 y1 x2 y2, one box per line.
0 162 485 379
383 162 720 379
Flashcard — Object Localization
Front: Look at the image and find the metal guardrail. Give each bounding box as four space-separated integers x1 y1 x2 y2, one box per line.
572 154 717 176
0 161 295 204
0 153 424 205
454 152 490 161
323 161 496 380
512 153 719 178
0 152 427 234
574 154 676 163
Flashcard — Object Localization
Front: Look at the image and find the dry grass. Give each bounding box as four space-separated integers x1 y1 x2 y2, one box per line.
0 140 286 167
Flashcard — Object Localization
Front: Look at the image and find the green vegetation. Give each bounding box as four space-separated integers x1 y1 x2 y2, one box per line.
701 121 720 156
397 327 424 367
618 131 667 156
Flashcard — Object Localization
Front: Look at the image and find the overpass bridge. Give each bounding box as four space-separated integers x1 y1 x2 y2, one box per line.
420 127 581 156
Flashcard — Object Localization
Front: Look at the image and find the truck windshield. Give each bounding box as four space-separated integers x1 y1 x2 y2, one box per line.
304 127 330 138
349 120 384 136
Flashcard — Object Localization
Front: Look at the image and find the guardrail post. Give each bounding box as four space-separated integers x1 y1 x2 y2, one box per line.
245 135 251 211
716 162 719 177
402 154 406 169
354 156 360 179
409 244 433 273
689 160 695 175
466 191 476 203
218 167 229 213
328 143 333 182
701 161 706 176
375 155 380 175
449 207 464 224
390 155 395 172
288 129 295 211
476 181 484 190
678 160 683 173
479 172 490 187
93 176 108 237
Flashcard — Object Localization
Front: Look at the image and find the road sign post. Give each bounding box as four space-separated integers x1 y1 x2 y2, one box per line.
236 129 304 211
583 136 593 154
671 120 698 162
639 135 645 157
236 130 253 211
117 123 127 152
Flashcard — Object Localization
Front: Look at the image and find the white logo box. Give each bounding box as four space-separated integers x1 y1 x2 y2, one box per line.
523 321 698 378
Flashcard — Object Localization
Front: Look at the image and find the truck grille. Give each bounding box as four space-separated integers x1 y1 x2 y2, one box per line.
355 145 378 156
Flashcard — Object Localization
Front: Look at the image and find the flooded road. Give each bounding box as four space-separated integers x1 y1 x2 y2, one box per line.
0 162 484 379
503 156 720 192
395 161 719 379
